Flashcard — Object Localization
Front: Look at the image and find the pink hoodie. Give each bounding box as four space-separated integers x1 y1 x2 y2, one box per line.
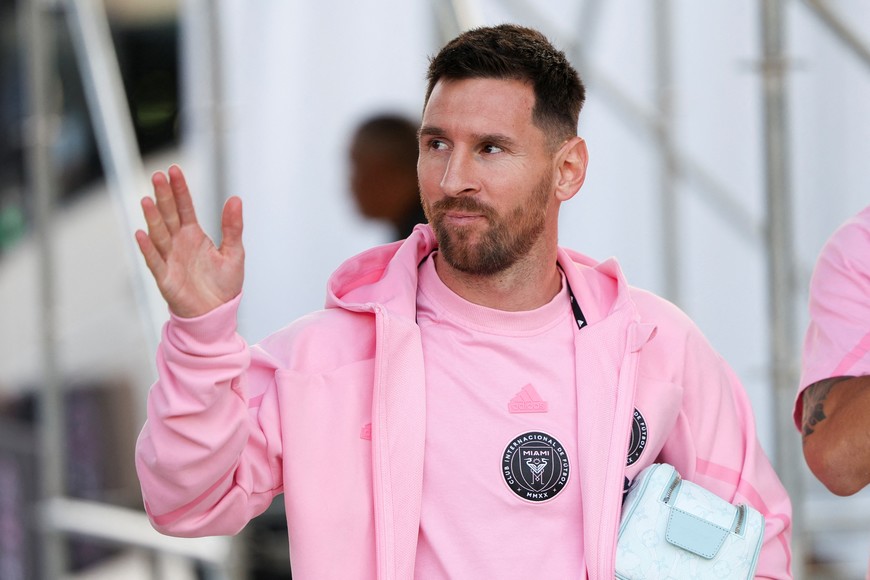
136 225 792 579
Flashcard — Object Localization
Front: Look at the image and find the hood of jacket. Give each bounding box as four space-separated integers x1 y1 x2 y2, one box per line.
325 224 632 328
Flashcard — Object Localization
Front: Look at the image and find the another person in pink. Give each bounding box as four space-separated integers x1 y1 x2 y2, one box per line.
134 25 792 578
796 203 870 497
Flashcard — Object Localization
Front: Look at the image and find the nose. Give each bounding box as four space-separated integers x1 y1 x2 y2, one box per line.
440 150 477 197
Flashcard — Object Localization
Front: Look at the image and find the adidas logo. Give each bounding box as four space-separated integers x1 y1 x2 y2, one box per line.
508 384 549 414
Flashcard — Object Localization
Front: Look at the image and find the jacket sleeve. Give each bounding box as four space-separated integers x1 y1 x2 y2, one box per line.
796 212 870 426
656 327 793 579
135 295 284 537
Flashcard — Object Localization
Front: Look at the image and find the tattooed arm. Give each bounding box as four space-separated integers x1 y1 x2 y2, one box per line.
801 375 870 496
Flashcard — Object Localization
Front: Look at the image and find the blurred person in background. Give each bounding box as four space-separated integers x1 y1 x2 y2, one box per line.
797 203 870 498
348 113 426 241
133 24 791 578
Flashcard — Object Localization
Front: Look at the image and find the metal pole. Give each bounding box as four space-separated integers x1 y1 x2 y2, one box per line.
654 0 680 305
802 0 870 70
759 1 805 577
41 497 234 564
63 0 163 357
562 32 762 248
21 0 68 577
205 0 229 236
184 7 246 577
63 0 144 215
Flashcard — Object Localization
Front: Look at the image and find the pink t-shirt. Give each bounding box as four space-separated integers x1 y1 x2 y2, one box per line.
797 204 870 422
413 254 585 578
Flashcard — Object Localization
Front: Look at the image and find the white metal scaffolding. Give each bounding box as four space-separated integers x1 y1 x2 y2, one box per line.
22 0 236 578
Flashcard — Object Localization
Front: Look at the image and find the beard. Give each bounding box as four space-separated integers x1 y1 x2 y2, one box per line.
424 172 552 276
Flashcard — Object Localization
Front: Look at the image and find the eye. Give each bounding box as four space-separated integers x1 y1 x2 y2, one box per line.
482 143 504 154
425 138 448 151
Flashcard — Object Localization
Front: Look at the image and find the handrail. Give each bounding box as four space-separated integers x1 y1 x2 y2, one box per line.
40 497 233 567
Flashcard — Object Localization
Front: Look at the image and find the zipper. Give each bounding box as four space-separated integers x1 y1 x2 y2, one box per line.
662 472 681 504
734 503 746 535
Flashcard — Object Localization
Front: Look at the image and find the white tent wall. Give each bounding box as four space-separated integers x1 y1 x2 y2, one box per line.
792 3 870 253
175 0 870 575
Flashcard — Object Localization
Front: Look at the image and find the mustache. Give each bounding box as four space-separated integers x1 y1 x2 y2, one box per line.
431 196 495 217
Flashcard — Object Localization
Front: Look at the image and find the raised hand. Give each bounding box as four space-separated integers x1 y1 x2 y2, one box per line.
135 165 245 318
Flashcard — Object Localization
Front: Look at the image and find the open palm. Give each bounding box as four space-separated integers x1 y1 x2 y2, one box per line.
135 165 245 318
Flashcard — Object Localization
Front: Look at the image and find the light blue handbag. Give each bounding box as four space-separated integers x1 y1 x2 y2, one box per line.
615 463 765 579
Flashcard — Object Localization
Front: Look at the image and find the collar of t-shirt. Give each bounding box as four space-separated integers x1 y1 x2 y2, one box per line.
416 252 571 335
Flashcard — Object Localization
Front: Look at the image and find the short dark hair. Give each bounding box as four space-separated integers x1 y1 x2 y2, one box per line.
424 24 585 145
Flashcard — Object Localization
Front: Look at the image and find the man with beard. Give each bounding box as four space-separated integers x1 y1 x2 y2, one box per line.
134 25 792 579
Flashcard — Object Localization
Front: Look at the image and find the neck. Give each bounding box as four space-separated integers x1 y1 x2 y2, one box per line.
433 247 562 312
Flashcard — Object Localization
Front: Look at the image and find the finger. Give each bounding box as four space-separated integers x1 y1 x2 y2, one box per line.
219 196 244 256
141 197 173 258
168 165 199 227
135 229 168 283
153 171 181 234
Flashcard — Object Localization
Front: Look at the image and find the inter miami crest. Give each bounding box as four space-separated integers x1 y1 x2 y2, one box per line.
502 431 570 502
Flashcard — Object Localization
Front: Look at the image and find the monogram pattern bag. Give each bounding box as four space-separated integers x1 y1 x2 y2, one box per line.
616 463 765 579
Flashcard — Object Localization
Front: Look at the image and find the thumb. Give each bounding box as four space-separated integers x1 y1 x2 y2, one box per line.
220 196 244 254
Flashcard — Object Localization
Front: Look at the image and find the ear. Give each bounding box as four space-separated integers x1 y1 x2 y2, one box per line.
553 137 588 202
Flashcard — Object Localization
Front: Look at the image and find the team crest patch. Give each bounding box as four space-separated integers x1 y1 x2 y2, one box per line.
502 431 570 503
626 408 648 466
